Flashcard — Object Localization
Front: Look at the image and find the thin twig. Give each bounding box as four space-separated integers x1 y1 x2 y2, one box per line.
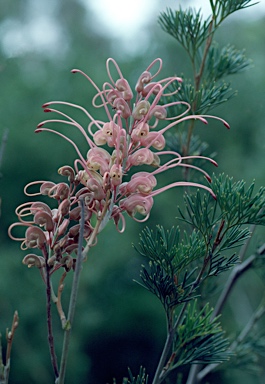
56 193 110 384
44 246 59 379
212 242 265 320
184 20 214 165
152 329 175 384
0 311 19 384
56 198 86 384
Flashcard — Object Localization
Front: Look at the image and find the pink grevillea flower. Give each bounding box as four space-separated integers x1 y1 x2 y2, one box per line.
9 58 229 273
36 58 230 228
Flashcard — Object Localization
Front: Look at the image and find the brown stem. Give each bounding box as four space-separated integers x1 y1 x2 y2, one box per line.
56 195 111 384
0 311 19 384
184 20 214 160
195 20 214 92
43 246 59 379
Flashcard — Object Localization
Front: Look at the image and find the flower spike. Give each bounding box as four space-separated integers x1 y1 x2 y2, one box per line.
10 57 229 271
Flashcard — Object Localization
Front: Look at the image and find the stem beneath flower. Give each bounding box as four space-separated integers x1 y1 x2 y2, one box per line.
44 246 59 379
56 194 111 384
55 199 86 384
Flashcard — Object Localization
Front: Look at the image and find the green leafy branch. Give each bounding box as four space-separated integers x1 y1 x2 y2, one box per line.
206 44 252 83
154 302 231 384
158 0 254 157
158 8 212 63
173 302 231 366
209 0 259 25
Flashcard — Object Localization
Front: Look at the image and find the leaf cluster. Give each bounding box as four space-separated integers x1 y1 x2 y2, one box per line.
172 302 232 367
134 227 206 310
169 80 234 114
158 8 212 61
211 174 265 227
209 0 259 25
206 44 252 83
135 175 265 312
158 1 253 115
178 174 265 277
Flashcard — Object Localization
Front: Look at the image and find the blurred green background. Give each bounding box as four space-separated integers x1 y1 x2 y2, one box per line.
0 0 265 383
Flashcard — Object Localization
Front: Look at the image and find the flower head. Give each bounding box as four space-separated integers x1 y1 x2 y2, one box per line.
9 58 228 273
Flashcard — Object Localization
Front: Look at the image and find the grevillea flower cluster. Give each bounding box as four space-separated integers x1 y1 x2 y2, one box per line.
9 58 229 274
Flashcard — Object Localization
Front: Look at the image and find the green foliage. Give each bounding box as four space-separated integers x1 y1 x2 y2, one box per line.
177 174 265 277
209 0 259 24
172 302 232 366
172 80 234 114
134 171 265 309
206 44 252 82
113 367 148 384
135 226 206 275
137 262 198 311
134 227 207 309
158 8 212 60
135 174 265 339
211 174 265 226
159 1 253 119
180 174 265 235
159 1 257 61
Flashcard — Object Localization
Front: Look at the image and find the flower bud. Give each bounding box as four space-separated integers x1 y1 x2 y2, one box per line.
115 78 133 101
141 82 161 97
86 178 105 200
93 130 107 145
126 172 157 194
49 183 70 200
132 100 150 120
57 219 70 237
61 255 74 271
68 224 92 238
87 147 111 175
25 227 46 248
40 182 56 195
148 105 167 120
22 254 45 268
34 210 54 232
135 71 152 92
106 89 120 104
47 255 57 267
120 194 154 217
58 199 71 217
113 97 131 119
58 166 75 183
31 202 52 216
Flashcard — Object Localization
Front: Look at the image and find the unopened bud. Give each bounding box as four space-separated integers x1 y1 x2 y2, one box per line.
132 100 150 120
